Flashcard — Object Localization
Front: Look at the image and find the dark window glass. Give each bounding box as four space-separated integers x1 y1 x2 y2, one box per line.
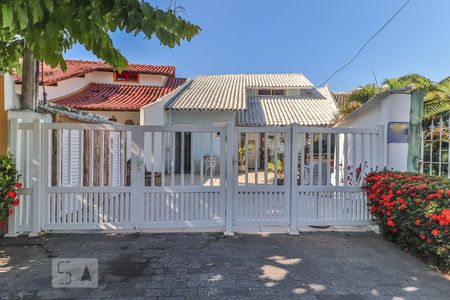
257 89 271 96
272 89 285 96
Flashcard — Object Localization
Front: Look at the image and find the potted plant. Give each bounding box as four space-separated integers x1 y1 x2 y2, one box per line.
268 155 284 185
0 153 21 233
238 147 246 172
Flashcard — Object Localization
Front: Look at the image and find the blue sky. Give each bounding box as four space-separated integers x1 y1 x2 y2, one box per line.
65 0 450 91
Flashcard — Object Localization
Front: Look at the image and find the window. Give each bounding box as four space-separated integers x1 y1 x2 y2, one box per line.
114 72 139 83
271 89 285 96
257 89 271 96
257 89 286 96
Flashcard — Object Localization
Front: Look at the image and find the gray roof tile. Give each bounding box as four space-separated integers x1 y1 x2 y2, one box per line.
165 73 313 111
237 87 337 126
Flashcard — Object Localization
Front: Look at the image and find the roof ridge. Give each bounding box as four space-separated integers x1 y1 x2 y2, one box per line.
64 59 104 64
64 59 175 68
82 82 138 87
195 73 306 77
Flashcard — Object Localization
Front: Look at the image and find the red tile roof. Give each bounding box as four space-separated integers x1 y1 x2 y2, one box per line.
52 77 186 111
14 60 175 85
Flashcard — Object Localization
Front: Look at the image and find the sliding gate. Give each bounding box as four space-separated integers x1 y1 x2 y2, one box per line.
232 125 384 228
293 126 384 226
7 120 384 235
38 123 226 232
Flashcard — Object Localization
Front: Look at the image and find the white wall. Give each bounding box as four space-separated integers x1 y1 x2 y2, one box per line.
15 72 168 101
141 101 234 173
2 73 18 110
336 92 412 171
1 73 52 122
171 110 234 161
140 100 168 171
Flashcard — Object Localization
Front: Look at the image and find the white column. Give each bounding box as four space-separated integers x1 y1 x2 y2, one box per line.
289 125 299 235
30 119 43 236
225 123 234 236
131 126 144 231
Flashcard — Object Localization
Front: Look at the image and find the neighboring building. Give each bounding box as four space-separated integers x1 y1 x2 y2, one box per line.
332 91 351 108
141 73 339 172
334 87 414 171
14 60 186 124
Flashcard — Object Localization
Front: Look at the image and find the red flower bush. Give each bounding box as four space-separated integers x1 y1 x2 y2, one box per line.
363 171 450 273
0 153 21 226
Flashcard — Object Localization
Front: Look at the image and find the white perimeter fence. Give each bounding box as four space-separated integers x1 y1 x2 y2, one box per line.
7 120 384 236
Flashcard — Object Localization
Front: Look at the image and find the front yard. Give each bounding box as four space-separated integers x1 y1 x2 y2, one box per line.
0 232 448 299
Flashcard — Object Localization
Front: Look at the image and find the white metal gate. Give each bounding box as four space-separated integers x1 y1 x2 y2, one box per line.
137 126 226 229
293 126 384 228
7 120 384 236
233 127 291 226
41 123 135 231
231 125 384 231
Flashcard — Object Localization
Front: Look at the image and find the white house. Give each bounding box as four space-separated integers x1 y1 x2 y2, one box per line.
141 73 339 174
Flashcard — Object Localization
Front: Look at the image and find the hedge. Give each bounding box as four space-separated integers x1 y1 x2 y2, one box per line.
362 171 450 273
0 153 21 227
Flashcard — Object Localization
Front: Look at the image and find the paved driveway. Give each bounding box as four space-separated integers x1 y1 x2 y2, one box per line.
0 232 448 299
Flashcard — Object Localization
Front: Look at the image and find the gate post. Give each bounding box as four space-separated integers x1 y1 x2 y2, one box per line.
225 123 234 236
5 119 21 237
30 119 43 236
131 126 144 231
376 125 386 169
289 125 299 235
407 89 425 173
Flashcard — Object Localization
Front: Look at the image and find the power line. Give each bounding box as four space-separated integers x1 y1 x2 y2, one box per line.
319 0 411 87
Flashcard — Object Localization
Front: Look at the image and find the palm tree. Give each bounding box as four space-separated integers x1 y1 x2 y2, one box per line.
383 74 435 90
383 74 450 120
340 74 450 121
423 77 450 120
338 84 384 114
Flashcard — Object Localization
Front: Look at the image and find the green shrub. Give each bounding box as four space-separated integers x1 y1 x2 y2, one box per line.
0 153 21 226
362 171 449 273
267 160 283 174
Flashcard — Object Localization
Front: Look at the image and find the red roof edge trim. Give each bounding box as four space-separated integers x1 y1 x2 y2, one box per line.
14 60 176 85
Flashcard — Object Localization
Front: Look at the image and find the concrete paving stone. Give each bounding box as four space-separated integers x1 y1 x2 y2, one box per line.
88 282 145 298
101 273 127 282
222 287 251 297
144 288 172 297
0 232 448 299
40 288 94 299
170 288 199 297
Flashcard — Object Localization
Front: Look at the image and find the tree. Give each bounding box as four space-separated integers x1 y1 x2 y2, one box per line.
423 77 450 120
340 74 450 121
339 84 384 115
383 74 450 120
0 0 200 109
383 74 435 91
